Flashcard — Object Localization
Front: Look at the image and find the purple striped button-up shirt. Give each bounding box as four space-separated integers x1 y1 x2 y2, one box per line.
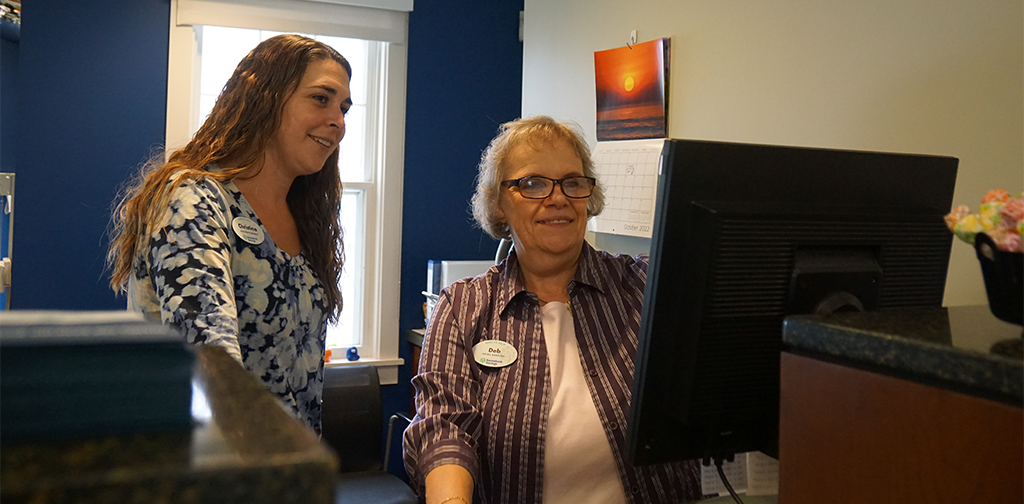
403 241 701 504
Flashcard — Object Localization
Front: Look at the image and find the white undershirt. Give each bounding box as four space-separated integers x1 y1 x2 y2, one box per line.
541 302 628 504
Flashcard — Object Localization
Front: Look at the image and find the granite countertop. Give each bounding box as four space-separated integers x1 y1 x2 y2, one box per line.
0 345 339 504
783 306 1023 404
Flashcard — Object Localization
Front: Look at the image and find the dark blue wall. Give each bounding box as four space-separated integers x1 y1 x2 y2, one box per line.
14 0 169 310
1 22 16 175
387 0 524 476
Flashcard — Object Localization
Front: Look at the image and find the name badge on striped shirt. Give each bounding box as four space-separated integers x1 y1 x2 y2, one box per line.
472 340 518 368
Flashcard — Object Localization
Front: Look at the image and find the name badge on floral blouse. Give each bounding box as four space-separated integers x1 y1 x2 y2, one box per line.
232 216 265 245
472 340 518 368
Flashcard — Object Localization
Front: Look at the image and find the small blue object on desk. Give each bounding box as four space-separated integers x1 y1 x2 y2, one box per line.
347 346 360 361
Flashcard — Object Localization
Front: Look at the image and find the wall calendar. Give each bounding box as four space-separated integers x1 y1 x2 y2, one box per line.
587 138 666 238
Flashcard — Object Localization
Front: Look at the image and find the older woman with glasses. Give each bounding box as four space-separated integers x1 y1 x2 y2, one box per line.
403 116 701 504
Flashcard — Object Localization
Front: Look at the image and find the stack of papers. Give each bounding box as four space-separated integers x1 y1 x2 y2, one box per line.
0 311 195 442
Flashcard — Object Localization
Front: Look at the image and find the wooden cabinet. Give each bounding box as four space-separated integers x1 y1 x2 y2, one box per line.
779 352 1023 503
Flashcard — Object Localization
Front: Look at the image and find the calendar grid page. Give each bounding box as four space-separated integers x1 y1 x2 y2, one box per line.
587 138 666 238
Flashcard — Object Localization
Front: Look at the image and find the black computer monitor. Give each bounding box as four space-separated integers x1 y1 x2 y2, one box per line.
625 139 958 466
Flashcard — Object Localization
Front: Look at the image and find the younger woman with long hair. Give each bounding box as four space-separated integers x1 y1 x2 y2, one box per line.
108 34 351 435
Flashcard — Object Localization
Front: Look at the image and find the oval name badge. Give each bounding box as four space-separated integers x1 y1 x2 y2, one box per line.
232 216 265 245
472 340 518 368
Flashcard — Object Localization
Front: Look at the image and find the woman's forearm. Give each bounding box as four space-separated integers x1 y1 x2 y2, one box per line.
425 463 474 504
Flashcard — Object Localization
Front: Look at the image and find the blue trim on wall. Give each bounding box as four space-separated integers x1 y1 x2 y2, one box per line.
385 0 524 479
13 0 169 310
1 23 17 310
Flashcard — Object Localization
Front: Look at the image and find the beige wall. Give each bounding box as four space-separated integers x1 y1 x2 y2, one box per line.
522 0 1023 306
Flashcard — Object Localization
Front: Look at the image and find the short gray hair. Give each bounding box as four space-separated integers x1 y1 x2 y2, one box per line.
470 116 605 239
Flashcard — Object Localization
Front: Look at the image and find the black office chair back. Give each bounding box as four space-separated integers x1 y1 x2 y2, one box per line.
322 365 383 472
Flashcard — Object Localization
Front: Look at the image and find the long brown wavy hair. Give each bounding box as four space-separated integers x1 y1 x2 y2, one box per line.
108 34 351 322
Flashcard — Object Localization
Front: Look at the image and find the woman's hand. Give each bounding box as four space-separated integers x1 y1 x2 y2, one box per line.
425 464 473 504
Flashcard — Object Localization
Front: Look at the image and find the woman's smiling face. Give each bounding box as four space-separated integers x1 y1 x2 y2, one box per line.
496 138 590 260
263 58 352 179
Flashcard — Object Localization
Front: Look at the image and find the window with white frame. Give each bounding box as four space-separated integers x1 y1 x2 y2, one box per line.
165 0 409 383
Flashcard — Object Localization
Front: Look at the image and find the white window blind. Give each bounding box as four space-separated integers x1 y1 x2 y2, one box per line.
175 0 410 43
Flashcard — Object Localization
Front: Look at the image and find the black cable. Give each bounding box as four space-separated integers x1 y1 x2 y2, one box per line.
714 457 745 504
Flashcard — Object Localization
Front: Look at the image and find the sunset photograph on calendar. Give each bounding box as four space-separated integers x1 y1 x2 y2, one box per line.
594 38 670 141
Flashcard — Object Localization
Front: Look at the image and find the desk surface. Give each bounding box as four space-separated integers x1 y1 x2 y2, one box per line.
0 345 338 503
783 306 1022 403
407 327 425 348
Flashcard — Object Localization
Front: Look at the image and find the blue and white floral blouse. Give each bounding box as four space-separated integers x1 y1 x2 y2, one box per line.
128 173 329 434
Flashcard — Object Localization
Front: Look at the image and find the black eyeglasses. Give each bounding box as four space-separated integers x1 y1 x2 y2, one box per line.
501 175 596 199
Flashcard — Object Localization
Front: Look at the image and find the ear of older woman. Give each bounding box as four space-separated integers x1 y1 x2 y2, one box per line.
495 137 590 305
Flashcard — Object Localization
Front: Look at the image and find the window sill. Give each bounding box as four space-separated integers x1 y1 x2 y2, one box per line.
325 357 405 385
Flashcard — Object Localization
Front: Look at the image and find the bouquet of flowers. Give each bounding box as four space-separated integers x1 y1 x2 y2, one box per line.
944 189 1023 253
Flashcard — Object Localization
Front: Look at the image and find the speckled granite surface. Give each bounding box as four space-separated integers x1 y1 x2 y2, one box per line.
783 306 1023 403
0 345 339 504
